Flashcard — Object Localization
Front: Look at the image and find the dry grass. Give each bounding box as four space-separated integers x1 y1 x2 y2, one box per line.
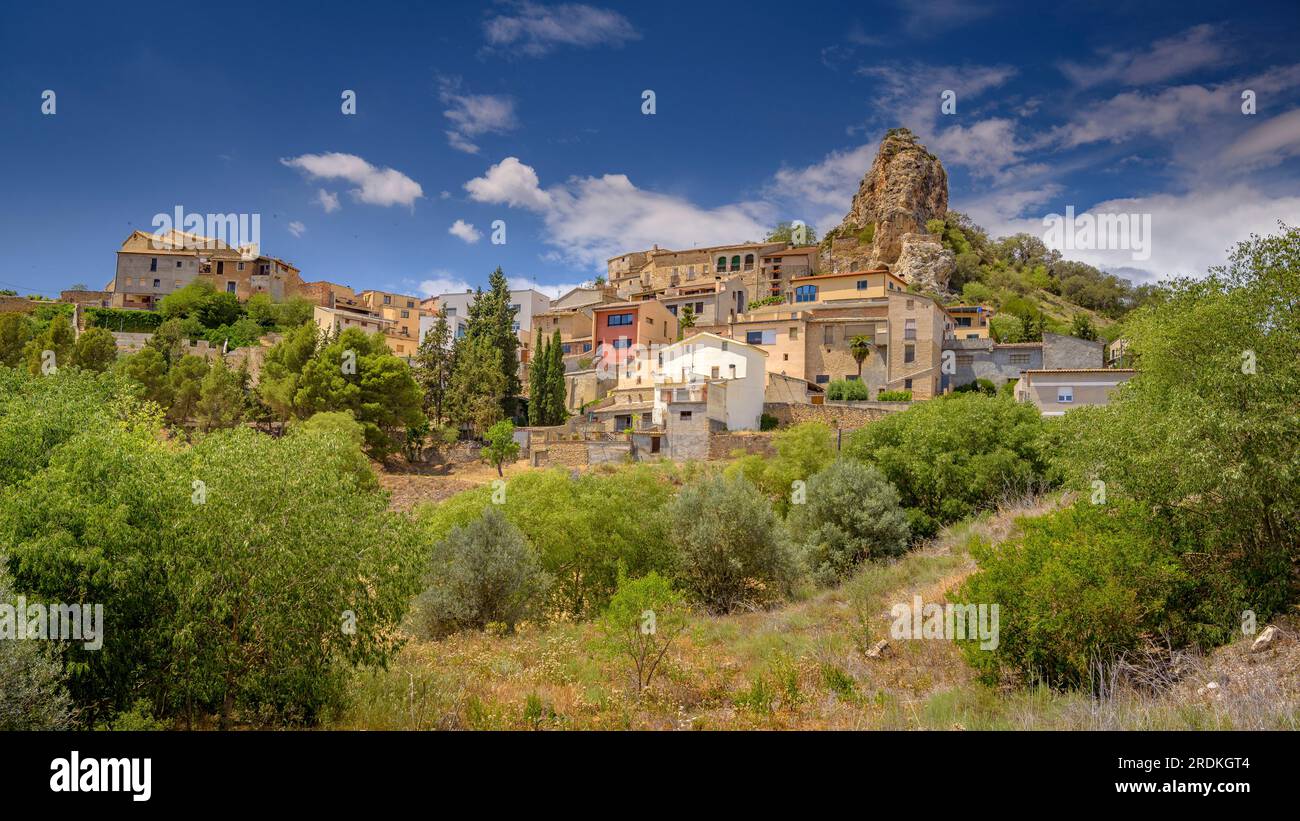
329 492 1299 730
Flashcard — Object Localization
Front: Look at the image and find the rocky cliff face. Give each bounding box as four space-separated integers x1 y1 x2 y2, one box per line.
824 128 954 290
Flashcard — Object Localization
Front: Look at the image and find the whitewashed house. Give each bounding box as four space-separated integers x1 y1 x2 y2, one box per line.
653 332 767 431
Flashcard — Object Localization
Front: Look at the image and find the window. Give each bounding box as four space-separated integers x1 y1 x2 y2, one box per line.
904 378 913 389
716 256 726 271
956 354 974 366
511 322 520 332
667 304 678 315
612 337 632 350
1009 353 1031 365
237 262 245 271
445 307 456 317
694 302 705 314
823 325 835 345
383 295 391 305
407 300 415 308
152 278 161 288
149 258 157 272
789 327 798 340
679 411 693 420
795 284 818 303
782 353 788 361
176 260 182 268
710 366 720 378
846 374 859 381
583 342 592 352
743 253 754 270
226 281 236 294
906 299 915 310
815 374 830 384
746 330 776 345
1058 387 1074 403
400 310 410 318
904 344 915 363
856 279 870 290
607 313 634 326
904 319 917 340
730 255 741 271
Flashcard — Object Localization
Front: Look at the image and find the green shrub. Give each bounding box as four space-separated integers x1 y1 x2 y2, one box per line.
599 572 688 691
826 379 870 400
667 474 798 613
876 389 912 401
789 460 910 583
725 421 835 515
0 553 73 730
956 502 1185 690
85 307 163 333
845 392 1050 538
412 507 550 638
954 378 996 396
759 413 779 431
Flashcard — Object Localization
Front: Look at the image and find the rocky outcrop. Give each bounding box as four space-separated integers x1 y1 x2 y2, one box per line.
824 128 950 286
892 233 956 293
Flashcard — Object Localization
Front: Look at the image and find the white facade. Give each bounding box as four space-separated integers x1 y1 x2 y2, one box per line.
426 288 552 343
652 332 767 431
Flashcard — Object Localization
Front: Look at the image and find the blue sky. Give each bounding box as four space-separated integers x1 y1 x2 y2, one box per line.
1 0 1299 298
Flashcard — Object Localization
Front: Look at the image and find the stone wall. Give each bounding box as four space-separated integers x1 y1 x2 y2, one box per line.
708 431 776 460
0 296 41 314
763 400 908 430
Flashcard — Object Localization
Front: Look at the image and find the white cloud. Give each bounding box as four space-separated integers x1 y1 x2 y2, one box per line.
315 188 341 213
464 156 775 269
281 153 423 208
894 0 995 36
464 156 554 210
417 271 473 297
287 220 306 238
483 2 639 57
449 219 482 243
439 78 518 154
1223 107 1300 167
1059 24 1230 88
975 185 1300 281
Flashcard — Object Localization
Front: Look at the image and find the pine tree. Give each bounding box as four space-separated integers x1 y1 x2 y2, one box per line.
545 329 567 424
414 310 454 425
528 327 546 426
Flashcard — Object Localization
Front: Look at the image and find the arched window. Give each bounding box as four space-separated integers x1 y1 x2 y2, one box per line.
717 256 727 271
795 284 818 303
743 253 754 270
729 255 740 271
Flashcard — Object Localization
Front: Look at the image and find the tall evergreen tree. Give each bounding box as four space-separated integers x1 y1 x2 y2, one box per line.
546 329 567 424
463 268 521 408
528 327 546 426
414 310 454 425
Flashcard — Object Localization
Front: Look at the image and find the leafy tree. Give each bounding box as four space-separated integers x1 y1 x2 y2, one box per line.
166 354 210 424
957 502 1184 690
766 221 819 244
413 310 454 426
294 328 424 457
989 313 1026 343
1069 313 1097 341
0 553 73 729
482 419 521 476
23 313 75 375
257 321 318 427
667 474 798 613
147 317 188 365
677 304 696 339
845 393 1050 537
725 421 836 514
600 572 688 692
0 313 33 367
195 356 245 431
116 347 172 408
412 507 550 638
72 326 118 372
1053 225 1300 640
446 334 506 435
826 379 869 400
789 460 910 583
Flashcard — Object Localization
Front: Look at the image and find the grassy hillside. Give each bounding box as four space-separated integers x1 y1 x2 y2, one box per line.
330 493 1298 731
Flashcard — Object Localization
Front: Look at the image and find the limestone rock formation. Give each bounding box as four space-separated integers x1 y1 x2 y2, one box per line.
892 232 956 293
824 128 950 285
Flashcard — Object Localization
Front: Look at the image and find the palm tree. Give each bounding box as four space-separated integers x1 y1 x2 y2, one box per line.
677 305 697 340
849 335 872 378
